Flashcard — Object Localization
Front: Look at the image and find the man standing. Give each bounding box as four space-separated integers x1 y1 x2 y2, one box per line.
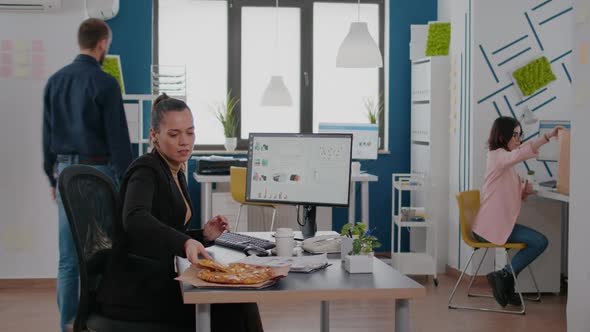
42 18 132 331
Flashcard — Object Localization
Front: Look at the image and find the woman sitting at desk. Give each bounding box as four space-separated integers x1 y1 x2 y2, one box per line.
473 116 561 307
97 94 264 331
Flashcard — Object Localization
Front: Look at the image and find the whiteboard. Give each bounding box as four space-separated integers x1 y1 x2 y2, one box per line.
538 120 571 161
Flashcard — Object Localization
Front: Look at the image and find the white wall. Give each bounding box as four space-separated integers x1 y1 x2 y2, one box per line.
0 1 85 278
568 1 590 330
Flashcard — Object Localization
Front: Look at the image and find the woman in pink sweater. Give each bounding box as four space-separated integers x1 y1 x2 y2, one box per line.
472 116 561 307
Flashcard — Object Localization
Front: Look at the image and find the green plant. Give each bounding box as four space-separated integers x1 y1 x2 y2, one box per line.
341 222 381 255
363 92 384 124
101 55 125 94
212 90 240 137
513 56 556 96
425 22 451 56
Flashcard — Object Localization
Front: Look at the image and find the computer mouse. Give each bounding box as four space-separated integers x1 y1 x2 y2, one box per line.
243 245 269 257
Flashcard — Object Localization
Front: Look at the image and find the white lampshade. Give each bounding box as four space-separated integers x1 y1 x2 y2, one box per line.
336 22 383 68
261 75 293 106
520 107 538 125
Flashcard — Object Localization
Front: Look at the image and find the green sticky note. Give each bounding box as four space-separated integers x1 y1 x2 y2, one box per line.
425 22 451 56
102 55 125 94
513 56 556 96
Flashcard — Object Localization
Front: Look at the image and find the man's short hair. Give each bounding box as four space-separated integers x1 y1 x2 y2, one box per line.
77 18 110 50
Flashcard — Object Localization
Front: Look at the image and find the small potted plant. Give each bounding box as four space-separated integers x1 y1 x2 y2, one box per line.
212 90 240 151
342 222 381 273
363 92 384 125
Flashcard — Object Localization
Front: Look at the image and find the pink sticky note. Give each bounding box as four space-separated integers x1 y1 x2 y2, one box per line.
32 53 43 65
1 40 13 52
32 65 44 79
1 52 12 65
0 65 13 78
32 40 44 52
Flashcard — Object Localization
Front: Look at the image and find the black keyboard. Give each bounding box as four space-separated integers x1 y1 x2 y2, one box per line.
215 232 276 251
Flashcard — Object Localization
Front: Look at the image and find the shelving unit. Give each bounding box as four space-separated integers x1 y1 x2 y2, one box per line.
408 55 450 279
392 173 438 286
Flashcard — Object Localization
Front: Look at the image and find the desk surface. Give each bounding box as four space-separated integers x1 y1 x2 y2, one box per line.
181 232 424 305
194 172 378 183
534 185 569 203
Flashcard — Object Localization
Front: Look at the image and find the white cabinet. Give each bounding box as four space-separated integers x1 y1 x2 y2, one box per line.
408 56 450 274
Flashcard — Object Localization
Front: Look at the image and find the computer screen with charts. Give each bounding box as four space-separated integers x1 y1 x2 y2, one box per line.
318 123 379 160
246 133 353 238
537 120 571 162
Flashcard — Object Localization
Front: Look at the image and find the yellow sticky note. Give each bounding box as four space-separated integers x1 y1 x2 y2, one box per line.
14 40 28 51
14 53 30 65
15 65 31 78
579 43 588 65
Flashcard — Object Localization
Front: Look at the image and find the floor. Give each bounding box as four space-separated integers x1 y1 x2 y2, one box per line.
0 274 567 332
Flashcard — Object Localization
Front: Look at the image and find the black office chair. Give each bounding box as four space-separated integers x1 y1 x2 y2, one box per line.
59 166 192 332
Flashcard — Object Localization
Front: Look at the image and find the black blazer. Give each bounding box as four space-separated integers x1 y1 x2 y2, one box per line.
97 150 207 327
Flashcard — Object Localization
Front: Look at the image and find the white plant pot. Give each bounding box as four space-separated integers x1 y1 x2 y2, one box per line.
344 253 373 273
340 236 358 261
224 137 237 151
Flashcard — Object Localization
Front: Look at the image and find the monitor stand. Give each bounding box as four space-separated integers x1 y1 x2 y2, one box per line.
301 205 317 239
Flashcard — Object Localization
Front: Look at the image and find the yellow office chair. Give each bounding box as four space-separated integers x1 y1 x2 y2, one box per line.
230 167 278 232
448 190 541 315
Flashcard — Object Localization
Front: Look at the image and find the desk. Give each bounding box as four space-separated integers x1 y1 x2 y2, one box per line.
193 173 378 227
535 186 569 277
179 233 425 332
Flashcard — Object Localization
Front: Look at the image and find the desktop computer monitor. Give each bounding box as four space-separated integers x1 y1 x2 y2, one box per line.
245 133 353 238
537 120 571 162
318 123 379 160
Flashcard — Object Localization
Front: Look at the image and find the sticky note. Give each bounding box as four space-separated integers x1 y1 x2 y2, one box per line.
32 53 43 65
14 53 30 65
14 40 28 51
32 40 44 52
1 52 12 65
579 43 588 65
15 65 31 78
0 65 12 78
1 40 13 51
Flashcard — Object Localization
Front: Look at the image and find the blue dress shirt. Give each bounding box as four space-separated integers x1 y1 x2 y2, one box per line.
43 54 132 186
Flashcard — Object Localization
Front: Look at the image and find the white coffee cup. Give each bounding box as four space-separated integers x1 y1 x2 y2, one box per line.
351 161 361 176
275 228 295 257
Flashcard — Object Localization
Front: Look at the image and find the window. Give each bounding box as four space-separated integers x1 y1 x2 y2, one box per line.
156 0 385 150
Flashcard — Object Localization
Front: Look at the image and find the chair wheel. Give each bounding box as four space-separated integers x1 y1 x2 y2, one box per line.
433 278 439 287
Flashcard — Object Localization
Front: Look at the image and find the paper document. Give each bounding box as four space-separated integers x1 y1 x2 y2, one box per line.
237 253 329 273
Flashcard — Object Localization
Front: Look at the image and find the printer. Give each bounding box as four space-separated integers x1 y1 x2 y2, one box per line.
195 156 248 175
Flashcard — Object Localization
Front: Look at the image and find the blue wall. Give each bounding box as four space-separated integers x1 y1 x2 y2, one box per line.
332 0 437 252
109 0 438 252
107 0 152 95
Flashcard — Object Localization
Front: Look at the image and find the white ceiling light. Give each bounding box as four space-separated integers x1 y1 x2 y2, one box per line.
261 76 293 106
261 0 293 107
520 107 538 125
336 0 383 68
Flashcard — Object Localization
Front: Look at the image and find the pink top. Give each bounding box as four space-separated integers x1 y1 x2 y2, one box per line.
472 143 538 245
